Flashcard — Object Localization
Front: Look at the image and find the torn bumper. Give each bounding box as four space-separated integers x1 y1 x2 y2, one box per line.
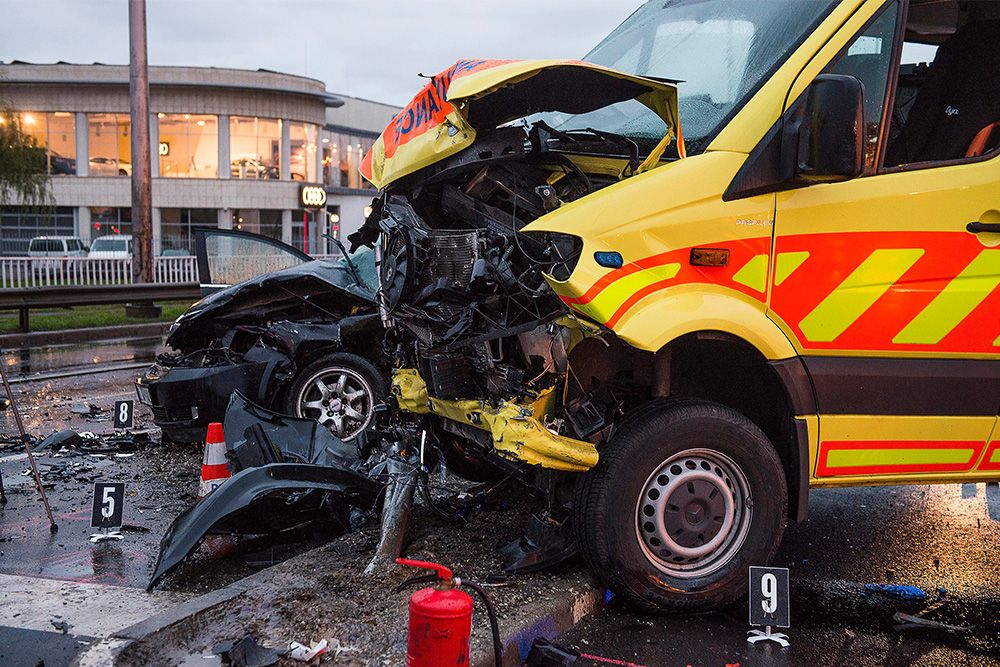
392 368 598 472
137 361 268 442
147 463 382 590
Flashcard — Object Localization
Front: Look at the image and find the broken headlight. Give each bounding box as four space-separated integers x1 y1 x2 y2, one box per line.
519 231 583 281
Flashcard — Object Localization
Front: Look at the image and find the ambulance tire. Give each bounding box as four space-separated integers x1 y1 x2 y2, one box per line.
574 398 787 612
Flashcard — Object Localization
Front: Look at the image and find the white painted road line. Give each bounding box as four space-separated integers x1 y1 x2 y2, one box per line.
0 573 191 637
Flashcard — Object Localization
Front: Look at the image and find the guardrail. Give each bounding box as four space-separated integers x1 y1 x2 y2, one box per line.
0 283 202 333
0 255 198 289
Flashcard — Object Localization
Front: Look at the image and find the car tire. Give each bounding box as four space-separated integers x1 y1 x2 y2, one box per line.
574 398 787 612
283 352 386 441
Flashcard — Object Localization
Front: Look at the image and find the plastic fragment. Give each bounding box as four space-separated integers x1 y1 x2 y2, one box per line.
863 583 926 601
288 639 328 662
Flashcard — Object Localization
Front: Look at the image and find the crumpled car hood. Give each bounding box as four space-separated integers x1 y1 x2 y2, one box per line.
361 58 682 190
168 258 374 349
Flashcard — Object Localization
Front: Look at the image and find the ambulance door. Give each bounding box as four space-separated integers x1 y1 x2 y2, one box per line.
764 0 1000 484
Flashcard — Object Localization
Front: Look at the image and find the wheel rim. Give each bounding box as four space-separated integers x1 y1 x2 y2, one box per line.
294 366 374 440
634 448 752 579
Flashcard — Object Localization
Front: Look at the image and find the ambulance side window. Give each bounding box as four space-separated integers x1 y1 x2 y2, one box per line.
825 2 900 173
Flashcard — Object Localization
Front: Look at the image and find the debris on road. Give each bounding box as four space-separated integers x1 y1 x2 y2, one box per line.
213 635 280 667
69 403 103 417
526 637 580 665
892 612 973 634
863 583 927 602
287 638 328 662
50 619 72 634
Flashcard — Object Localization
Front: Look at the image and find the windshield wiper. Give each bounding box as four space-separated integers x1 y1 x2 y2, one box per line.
579 127 640 174
323 233 366 290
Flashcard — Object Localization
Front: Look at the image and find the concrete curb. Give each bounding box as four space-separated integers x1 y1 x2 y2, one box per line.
71 585 246 667
0 322 170 348
476 583 606 667
80 562 604 666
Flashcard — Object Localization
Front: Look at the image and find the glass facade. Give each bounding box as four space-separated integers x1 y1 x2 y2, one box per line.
291 209 323 254
90 206 132 237
289 122 319 182
230 116 281 179
231 209 282 240
88 113 132 176
15 112 76 175
159 208 216 254
0 206 76 255
321 129 375 189
158 114 218 178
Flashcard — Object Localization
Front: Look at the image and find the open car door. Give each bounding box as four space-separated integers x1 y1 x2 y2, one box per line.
194 229 313 297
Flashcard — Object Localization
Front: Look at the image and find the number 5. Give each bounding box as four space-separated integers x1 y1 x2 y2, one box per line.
101 486 116 519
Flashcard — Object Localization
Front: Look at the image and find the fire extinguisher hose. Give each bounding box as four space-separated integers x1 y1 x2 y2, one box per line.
463 580 503 667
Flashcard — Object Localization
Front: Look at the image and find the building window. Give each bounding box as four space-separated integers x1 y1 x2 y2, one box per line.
158 114 218 178
0 206 76 255
90 206 132 238
321 129 375 189
231 209 282 240
160 208 216 254
88 114 132 177
289 122 318 182
8 112 76 175
291 209 322 254
229 116 281 179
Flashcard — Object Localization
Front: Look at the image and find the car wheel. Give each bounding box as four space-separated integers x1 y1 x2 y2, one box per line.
574 398 787 612
284 352 386 441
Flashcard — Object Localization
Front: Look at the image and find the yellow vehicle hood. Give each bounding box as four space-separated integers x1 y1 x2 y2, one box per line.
360 58 681 190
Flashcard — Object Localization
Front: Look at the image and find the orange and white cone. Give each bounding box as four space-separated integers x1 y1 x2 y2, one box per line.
198 422 230 499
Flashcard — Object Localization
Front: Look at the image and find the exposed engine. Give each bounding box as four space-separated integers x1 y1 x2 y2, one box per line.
350 120 659 462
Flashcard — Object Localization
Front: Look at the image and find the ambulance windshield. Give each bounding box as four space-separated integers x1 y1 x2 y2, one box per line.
584 0 838 152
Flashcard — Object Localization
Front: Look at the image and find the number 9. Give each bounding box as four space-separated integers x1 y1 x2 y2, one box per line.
761 573 778 614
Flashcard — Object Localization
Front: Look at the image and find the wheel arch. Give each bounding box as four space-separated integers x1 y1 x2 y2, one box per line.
654 331 813 523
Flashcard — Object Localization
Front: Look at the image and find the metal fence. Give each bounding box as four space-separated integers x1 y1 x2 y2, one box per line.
0 255 199 289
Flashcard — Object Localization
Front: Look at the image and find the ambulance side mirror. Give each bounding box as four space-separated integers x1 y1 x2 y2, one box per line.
792 74 864 183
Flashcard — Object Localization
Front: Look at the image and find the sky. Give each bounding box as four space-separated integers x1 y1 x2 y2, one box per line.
0 0 643 106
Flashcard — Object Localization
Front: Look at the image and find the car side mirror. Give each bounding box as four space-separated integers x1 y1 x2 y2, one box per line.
789 73 864 183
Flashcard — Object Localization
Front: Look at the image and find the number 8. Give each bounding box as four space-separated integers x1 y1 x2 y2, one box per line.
119 403 129 422
761 573 778 614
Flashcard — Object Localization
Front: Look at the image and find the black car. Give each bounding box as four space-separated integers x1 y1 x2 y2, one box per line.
137 229 386 443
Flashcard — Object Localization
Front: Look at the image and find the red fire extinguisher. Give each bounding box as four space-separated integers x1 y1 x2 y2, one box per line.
396 558 502 667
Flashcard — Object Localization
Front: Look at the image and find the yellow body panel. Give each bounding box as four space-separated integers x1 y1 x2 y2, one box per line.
810 416 998 487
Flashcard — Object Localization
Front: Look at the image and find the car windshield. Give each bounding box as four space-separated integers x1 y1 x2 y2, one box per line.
92 238 128 252
336 246 378 292
565 0 837 153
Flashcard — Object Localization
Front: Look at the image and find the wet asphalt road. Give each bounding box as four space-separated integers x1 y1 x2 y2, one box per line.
0 343 998 665
558 482 1000 666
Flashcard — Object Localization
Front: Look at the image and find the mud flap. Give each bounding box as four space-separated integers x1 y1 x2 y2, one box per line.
147 463 383 590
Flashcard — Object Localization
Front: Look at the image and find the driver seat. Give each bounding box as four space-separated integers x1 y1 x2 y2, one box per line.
886 20 1000 165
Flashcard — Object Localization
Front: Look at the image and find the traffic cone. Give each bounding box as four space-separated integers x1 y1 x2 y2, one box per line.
198 422 230 499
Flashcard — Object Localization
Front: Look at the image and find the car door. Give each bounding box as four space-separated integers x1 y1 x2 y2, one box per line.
767 0 1000 485
194 229 313 297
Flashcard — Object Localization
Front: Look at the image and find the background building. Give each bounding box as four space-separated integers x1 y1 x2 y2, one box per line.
0 62 398 255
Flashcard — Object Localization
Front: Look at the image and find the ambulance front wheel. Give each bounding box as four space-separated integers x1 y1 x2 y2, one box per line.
574 398 787 612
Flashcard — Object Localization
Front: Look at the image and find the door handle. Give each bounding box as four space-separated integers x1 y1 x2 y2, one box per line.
967 221 1000 234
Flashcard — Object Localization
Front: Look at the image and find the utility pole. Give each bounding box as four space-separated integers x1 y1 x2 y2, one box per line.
129 0 153 284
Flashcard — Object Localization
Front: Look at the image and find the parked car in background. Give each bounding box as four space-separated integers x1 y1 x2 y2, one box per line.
27 236 88 273
137 229 385 443
230 157 279 180
88 234 133 259
89 156 132 176
48 150 77 175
